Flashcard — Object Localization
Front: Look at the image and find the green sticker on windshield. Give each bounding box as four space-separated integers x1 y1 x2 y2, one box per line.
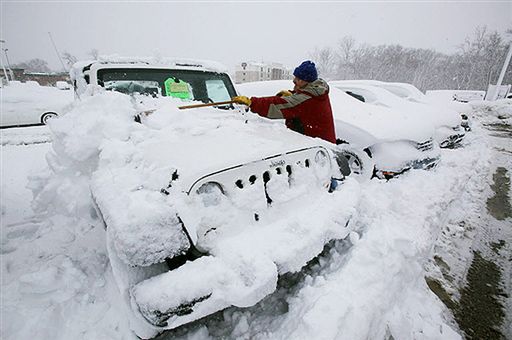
164 78 191 99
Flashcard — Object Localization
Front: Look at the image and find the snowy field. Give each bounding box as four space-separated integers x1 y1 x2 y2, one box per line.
1 97 511 340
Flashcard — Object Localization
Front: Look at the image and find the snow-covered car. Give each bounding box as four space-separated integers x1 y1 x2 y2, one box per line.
70 58 358 338
452 90 485 103
237 80 441 180
55 80 72 90
331 81 466 148
0 81 72 128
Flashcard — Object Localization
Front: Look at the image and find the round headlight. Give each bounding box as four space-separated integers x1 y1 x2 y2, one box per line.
315 150 329 167
314 149 332 181
196 182 224 207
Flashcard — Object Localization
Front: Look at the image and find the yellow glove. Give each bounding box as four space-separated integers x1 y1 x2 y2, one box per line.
276 90 293 97
231 96 251 106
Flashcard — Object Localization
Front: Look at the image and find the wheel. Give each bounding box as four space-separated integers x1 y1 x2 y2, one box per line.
334 145 375 181
41 112 58 124
345 151 364 175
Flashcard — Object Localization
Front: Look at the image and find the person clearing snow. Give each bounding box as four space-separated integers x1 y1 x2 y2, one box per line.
232 60 337 144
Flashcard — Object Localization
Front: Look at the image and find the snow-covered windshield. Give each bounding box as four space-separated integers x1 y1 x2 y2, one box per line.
97 68 236 103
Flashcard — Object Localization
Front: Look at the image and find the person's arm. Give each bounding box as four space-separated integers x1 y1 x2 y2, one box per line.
251 92 311 119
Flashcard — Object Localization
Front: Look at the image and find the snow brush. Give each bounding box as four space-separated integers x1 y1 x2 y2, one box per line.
178 100 236 110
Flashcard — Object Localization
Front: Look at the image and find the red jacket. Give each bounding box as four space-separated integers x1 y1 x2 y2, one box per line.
249 79 336 144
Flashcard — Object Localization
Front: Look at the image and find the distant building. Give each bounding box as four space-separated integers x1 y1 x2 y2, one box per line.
235 61 291 84
9 68 69 86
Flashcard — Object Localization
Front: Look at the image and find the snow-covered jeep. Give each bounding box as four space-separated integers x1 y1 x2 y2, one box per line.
70 58 358 338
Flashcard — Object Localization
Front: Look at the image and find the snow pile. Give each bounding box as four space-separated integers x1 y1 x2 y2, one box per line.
133 252 278 328
30 88 196 267
91 160 192 267
31 89 136 220
470 99 512 122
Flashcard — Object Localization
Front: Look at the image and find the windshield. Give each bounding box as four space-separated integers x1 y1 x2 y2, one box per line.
97 68 236 103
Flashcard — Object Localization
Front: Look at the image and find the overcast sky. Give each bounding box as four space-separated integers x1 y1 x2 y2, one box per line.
2 1 511 72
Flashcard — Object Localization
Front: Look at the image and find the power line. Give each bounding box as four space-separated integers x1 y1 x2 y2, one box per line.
48 32 67 72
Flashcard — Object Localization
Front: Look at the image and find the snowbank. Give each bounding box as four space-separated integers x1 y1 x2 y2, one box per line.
470 99 512 122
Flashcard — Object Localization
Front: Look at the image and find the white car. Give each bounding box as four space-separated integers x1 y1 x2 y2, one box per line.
70 58 357 338
237 80 440 179
1 81 72 128
331 81 466 148
55 80 72 90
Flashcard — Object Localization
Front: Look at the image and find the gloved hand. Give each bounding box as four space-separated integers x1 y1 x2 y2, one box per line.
276 90 293 97
231 96 251 106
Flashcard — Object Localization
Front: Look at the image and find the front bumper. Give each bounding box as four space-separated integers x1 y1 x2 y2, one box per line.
375 155 440 179
119 178 360 337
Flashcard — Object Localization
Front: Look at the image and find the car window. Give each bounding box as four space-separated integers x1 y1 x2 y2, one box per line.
205 79 231 102
105 80 161 97
97 68 237 103
349 88 378 103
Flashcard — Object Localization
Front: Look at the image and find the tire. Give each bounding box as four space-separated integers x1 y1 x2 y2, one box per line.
334 145 375 181
41 112 58 124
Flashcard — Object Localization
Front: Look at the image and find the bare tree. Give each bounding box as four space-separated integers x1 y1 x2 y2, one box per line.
308 25 512 91
336 36 357 79
309 47 337 80
61 51 78 68
89 49 99 60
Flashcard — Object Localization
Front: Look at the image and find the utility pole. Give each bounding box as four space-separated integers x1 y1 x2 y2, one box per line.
3 48 14 80
48 32 67 72
0 40 9 84
492 42 512 100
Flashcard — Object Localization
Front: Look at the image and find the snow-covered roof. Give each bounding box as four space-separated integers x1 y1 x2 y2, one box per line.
70 56 228 80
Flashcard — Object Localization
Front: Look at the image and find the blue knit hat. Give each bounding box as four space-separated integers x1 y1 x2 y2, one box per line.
293 60 318 82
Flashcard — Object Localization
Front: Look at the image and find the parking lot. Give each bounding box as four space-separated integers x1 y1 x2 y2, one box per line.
1 100 511 339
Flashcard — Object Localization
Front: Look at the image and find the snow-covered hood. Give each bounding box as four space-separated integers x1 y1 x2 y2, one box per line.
132 101 326 189
53 90 327 192
237 80 434 145
331 81 461 129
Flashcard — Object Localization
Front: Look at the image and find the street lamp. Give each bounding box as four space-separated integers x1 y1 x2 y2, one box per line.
0 39 9 83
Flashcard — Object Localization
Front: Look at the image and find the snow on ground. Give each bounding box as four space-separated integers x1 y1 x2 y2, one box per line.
1 126 52 146
1 97 511 340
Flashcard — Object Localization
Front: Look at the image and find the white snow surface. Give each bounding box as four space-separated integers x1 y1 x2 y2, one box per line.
2 87 511 340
